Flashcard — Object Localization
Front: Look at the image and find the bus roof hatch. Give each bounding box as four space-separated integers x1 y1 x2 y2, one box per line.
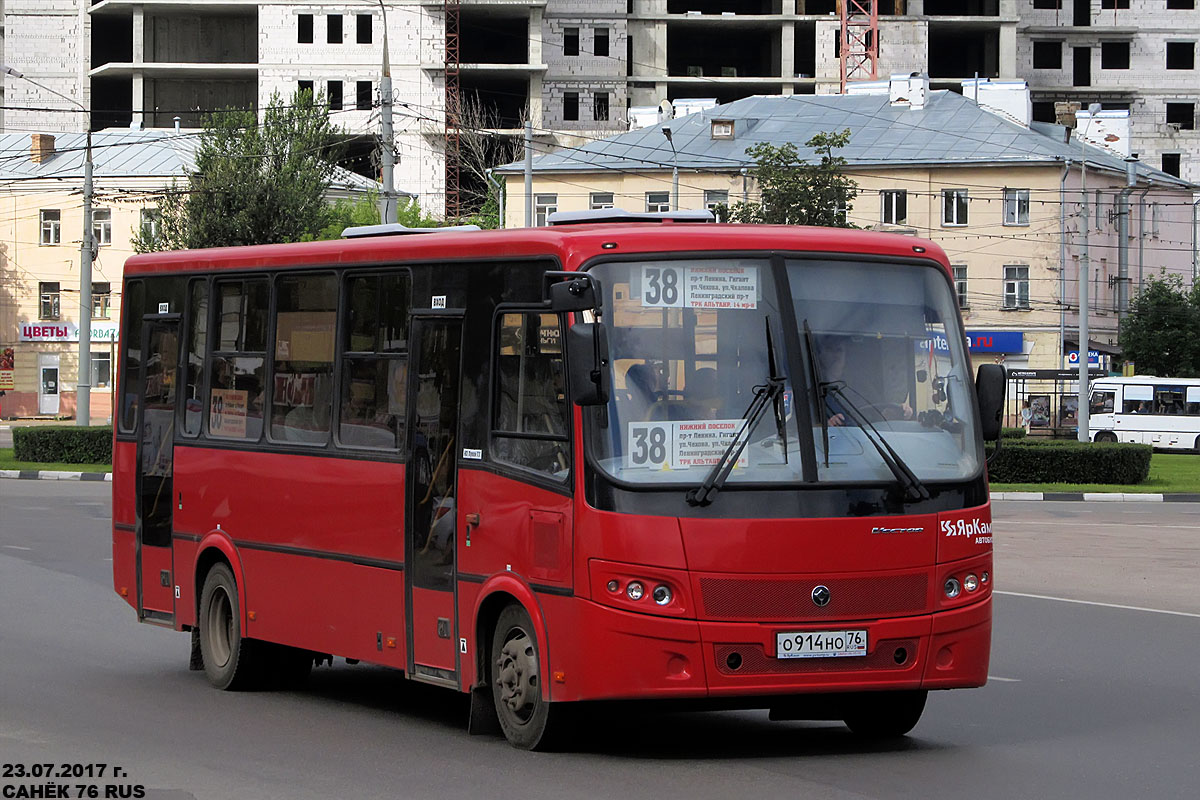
547 209 715 226
341 223 483 238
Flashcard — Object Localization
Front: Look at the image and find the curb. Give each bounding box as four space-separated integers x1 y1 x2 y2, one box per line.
0 470 112 481
991 491 1200 502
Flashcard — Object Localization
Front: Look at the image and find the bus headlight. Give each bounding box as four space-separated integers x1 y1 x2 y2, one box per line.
944 577 962 599
964 574 979 593
652 585 672 605
626 581 645 601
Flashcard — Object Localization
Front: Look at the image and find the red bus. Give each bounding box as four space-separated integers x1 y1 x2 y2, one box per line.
112 214 1005 749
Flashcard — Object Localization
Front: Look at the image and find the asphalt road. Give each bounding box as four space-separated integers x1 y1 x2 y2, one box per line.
1 482 1198 800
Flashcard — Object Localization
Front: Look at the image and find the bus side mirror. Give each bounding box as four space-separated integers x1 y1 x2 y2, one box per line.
547 273 601 312
566 322 610 406
976 364 1006 442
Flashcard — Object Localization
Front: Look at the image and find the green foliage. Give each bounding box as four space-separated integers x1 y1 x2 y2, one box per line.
986 440 1152 485
1000 427 1027 439
12 426 112 464
729 129 859 227
1119 273 1200 377
309 194 474 240
133 89 347 251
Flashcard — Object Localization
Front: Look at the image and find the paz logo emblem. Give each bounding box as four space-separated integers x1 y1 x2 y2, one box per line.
811 585 831 607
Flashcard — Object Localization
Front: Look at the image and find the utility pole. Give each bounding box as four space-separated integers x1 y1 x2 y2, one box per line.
3 65 94 426
375 0 396 224
1116 157 1136 320
524 119 533 227
1076 103 1101 444
662 127 678 211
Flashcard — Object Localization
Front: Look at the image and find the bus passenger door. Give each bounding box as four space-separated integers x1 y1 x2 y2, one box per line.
405 315 463 684
136 316 180 622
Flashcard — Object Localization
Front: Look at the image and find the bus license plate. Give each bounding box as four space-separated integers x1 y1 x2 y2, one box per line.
776 630 867 659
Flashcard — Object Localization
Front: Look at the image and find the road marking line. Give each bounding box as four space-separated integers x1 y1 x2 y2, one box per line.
988 676 1020 682
2 545 32 551
996 590 1200 618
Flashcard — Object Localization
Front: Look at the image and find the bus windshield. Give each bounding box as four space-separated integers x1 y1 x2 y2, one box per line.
586 257 981 488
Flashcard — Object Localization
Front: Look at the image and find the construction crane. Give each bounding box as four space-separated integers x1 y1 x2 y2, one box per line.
444 0 462 219
839 0 880 92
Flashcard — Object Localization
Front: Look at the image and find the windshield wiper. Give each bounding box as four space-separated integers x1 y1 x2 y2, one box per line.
765 317 788 464
821 382 931 502
802 320 830 468
686 346 786 508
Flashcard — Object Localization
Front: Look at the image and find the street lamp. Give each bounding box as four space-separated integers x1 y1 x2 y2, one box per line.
3 64 95 426
661 126 679 211
1076 101 1101 444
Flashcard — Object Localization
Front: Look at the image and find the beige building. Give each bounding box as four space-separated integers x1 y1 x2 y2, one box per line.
500 78 1197 383
0 129 199 421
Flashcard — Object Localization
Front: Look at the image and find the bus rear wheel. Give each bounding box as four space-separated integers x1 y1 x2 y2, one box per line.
198 563 263 691
842 690 927 738
491 604 558 750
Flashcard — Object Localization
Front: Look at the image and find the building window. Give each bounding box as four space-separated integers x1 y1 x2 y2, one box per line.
39 282 61 320
92 282 111 319
298 14 313 44
593 91 609 121
595 28 610 57
1003 189 1030 226
646 191 671 213
942 189 968 226
953 265 968 309
1162 153 1182 177
1167 42 1195 70
327 15 343 44
1033 0 1062 7
880 189 907 224
140 208 160 240
1003 265 1030 310
1100 0 1130 7
357 81 373 110
92 208 112 246
1166 102 1195 129
535 193 557 226
564 27 579 56
1101 41 1130 69
91 351 111 389
357 14 372 44
1033 41 1063 70
298 79 314 97
590 192 614 209
1167 0 1194 8
563 92 579 121
40 209 61 245
328 80 343 111
704 190 728 211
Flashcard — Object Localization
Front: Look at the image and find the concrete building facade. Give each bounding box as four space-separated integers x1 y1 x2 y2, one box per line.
3 1 1196 210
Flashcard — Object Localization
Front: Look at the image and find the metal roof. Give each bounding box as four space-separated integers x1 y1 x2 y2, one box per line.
0 128 388 194
498 90 1195 189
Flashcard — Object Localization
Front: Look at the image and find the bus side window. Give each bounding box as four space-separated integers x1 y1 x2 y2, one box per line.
207 279 268 441
119 280 146 433
492 312 569 478
181 279 208 437
338 271 410 450
1154 388 1185 416
270 273 337 444
1089 390 1114 415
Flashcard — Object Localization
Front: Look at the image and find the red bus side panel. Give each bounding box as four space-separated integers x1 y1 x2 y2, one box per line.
173 445 406 665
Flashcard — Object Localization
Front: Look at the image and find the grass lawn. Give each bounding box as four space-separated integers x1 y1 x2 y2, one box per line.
0 447 112 474
991 452 1200 494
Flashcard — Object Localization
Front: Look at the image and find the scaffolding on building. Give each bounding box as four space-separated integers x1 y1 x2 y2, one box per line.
840 0 879 92
444 0 462 219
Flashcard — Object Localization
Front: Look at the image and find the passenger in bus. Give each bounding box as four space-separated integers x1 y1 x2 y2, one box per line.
625 362 662 421
816 336 850 426
686 367 722 419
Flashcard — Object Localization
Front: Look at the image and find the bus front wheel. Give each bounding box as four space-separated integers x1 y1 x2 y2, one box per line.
1095 432 1118 443
491 604 558 750
198 563 262 691
842 690 927 738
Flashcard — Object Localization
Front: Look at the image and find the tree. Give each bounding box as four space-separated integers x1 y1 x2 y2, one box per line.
1118 273 1200 377
134 90 346 252
728 129 859 227
447 93 526 226
310 192 446 240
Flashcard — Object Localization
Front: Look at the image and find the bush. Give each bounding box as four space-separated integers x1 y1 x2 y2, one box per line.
1000 427 1027 439
12 426 112 464
986 439 1151 485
